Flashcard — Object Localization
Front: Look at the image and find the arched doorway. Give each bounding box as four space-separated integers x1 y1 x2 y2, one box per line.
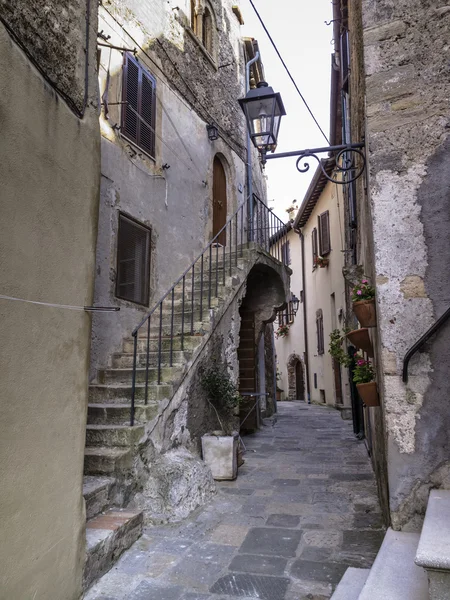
287 354 305 401
213 156 227 245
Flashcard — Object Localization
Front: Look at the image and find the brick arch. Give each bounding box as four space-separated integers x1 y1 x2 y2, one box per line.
287 353 305 401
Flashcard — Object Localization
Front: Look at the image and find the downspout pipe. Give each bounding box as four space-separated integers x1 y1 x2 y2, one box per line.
245 52 260 242
300 231 311 403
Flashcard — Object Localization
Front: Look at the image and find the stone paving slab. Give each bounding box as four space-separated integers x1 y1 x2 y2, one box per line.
84 403 385 600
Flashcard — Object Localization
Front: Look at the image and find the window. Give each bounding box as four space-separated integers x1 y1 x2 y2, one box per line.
281 240 291 265
121 53 156 158
312 228 318 268
318 211 331 256
316 309 324 355
190 0 197 32
340 29 350 91
202 6 213 54
116 214 151 306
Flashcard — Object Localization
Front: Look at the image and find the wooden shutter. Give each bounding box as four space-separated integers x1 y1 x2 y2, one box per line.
122 54 156 157
116 214 151 306
318 211 331 256
316 310 324 355
312 228 318 268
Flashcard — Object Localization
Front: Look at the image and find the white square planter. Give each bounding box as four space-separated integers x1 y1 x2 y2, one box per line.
201 433 238 481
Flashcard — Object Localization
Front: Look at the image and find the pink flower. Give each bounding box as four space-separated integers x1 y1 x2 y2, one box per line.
362 279 368 284
357 290 362 296
357 359 365 366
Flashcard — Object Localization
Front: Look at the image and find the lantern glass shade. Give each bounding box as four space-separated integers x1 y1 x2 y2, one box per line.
239 82 286 152
206 123 219 141
291 294 300 316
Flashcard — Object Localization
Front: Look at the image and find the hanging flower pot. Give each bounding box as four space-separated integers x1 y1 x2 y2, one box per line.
356 381 379 407
353 299 377 328
346 328 374 357
314 256 329 268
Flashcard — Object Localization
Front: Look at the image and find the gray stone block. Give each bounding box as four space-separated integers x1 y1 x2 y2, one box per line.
266 514 300 528
289 559 348 584
330 567 370 600
239 527 302 557
210 573 290 600
228 553 287 576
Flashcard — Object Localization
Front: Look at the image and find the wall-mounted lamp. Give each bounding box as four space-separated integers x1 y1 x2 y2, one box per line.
238 82 366 184
291 294 300 316
206 123 219 141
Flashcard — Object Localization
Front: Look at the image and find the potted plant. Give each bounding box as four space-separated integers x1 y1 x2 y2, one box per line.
353 355 379 406
314 256 329 268
329 329 352 367
200 363 241 480
346 328 374 357
275 323 290 338
352 278 376 327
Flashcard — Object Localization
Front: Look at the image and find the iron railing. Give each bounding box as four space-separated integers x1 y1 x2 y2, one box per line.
128 195 289 425
402 305 450 383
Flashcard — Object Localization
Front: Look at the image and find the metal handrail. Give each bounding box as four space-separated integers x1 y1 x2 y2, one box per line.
128 194 289 425
402 306 450 382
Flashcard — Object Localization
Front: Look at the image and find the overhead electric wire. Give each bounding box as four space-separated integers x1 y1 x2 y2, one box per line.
247 0 330 145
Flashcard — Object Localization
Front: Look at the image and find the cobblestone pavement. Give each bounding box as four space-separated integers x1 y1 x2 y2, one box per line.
85 402 385 600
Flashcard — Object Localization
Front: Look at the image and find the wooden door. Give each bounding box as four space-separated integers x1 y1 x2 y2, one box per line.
238 308 259 432
213 156 227 245
295 361 304 401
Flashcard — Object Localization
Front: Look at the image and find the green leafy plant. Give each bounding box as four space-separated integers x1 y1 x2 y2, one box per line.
353 355 376 384
275 324 290 338
329 329 352 367
352 278 375 302
314 256 329 268
201 361 240 406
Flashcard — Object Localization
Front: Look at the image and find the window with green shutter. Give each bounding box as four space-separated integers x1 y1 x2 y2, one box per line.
121 53 156 158
312 227 318 268
318 211 331 256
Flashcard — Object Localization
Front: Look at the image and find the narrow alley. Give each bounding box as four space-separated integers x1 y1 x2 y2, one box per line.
85 402 384 600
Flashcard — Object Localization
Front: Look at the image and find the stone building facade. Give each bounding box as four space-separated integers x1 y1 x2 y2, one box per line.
335 0 450 528
0 1 100 598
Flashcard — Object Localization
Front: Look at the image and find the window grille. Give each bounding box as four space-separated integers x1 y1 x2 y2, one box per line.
316 309 324 355
122 53 156 158
318 211 331 256
116 214 151 306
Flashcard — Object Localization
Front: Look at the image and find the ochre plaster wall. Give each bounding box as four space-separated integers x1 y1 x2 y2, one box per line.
0 17 99 600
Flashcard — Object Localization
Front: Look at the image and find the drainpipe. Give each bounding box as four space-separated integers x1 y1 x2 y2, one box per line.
300 231 311 404
245 52 260 242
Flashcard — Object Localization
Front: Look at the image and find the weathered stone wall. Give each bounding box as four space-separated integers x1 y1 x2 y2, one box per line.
0 4 100 598
361 0 450 528
0 0 89 114
91 0 267 374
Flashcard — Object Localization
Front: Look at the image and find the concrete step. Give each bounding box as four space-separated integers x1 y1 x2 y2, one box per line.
83 509 143 591
97 365 183 385
87 403 158 425
330 567 369 600
84 447 133 475
89 383 173 404
83 476 115 520
86 425 145 448
358 528 428 600
415 489 450 599
135 321 208 338
123 334 203 354
111 350 192 369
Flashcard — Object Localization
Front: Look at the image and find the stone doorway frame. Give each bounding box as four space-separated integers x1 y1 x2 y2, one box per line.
287 353 305 401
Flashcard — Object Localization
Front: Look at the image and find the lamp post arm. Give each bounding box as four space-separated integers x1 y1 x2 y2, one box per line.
245 51 260 242
264 142 364 161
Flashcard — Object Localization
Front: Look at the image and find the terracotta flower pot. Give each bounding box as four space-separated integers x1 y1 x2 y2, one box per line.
353 299 376 327
356 381 379 407
346 328 374 357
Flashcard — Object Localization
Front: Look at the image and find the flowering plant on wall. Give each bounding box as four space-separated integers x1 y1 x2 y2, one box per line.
351 279 375 302
352 355 375 384
314 256 329 268
275 324 290 338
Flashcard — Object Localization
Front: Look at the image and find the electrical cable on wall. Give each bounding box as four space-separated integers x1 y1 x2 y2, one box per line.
247 0 330 145
0 294 119 313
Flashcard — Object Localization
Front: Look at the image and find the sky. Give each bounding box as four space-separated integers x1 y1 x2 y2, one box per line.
241 0 334 221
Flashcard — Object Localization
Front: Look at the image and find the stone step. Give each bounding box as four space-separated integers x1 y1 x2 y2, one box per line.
135 321 208 338
97 365 183 385
358 528 428 600
88 403 158 425
86 424 145 447
83 476 115 520
84 447 133 475
123 334 203 354
330 567 370 600
415 489 450 599
111 350 192 369
89 383 173 404
83 509 143 591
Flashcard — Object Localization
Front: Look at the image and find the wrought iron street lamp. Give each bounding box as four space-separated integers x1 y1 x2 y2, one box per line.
206 123 219 141
291 294 300 316
238 82 286 153
238 83 366 185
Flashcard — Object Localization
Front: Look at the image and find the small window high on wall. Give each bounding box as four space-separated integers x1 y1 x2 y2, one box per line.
116 214 151 306
316 309 324 355
202 6 213 54
318 211 331 256
121 53 156 158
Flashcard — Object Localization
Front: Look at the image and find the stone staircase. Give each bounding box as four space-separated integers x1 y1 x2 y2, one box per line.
331 489 450 599
82 249 256 589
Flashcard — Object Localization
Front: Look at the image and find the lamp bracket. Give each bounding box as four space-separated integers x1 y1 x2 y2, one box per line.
263 142 366 184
